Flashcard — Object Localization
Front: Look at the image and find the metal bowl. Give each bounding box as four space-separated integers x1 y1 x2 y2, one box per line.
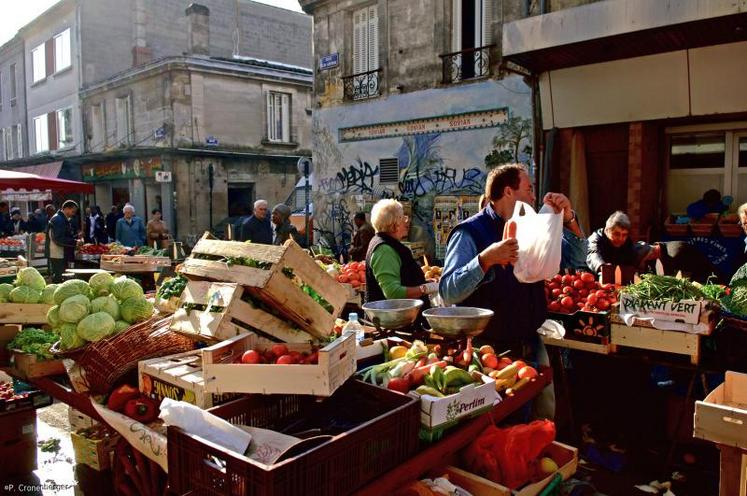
422 307 494 338
361 299 424 330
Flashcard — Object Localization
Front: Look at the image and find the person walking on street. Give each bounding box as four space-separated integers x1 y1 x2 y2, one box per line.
146 209 170 249
48 201 78 283
239 199 272 244
116 205 146 247
349 212 375 262
271 204 303 246
106 205 122 242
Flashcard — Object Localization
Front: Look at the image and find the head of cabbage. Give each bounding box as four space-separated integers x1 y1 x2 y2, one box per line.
77 312 116 342
59 294 91 323
9 286 42 303
111 276 144 301
114 320 130 334
0 283 14 302
47 305 61 328
15 267 46 291
120 297 153 324
54 279 92 305
89 272 114 297
41 284 58 305
91 296 120 321
59 322 86 350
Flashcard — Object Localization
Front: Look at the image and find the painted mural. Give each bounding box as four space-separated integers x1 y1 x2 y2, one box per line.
311 75 532 260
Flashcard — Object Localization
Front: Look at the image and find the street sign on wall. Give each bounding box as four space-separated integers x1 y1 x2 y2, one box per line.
319 53 339 71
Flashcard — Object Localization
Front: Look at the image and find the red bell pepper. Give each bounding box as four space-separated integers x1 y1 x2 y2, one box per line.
106 384 140 413
123 396 159 423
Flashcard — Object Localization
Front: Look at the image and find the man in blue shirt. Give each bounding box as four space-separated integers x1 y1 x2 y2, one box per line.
115 204 146 247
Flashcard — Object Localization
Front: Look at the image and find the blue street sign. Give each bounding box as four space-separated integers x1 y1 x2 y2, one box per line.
206 136 219 146
319 53 339 71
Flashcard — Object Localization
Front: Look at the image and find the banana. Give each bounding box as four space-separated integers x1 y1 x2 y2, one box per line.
505 377 532 395
415 385 444 398
493 375 517 392
493 363 520 380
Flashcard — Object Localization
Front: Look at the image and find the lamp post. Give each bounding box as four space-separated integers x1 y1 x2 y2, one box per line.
297 157 312 247
207 163 214 232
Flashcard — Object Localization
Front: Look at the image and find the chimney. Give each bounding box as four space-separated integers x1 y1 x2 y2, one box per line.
186 3 210 56
132 0 152 66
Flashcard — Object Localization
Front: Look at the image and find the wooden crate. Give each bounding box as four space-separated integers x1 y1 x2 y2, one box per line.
541 335 611 355
201 331 357 396
0 304 52 324
178 233 347 339
69 407 99 432
610 322 700 365
169 281 314 343
11 351 66 379
0 324 22 366
139 350 240 409
444 442 579 496
694 371 747 450
100 254 171 273
71 426 119 471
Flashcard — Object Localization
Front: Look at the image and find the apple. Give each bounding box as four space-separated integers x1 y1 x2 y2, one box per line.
241 350 261 364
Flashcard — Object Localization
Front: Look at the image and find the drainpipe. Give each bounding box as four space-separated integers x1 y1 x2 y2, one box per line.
540 0 548 14
523 0 530 17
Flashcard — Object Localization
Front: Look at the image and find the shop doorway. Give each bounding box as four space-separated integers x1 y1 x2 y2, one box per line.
112 185 130 209
228 184 254 217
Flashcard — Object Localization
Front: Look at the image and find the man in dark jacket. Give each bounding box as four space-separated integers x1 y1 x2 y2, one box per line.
239 199 272 244
586 211 637 273
349 212 375 262
48 200 78 283
0 202 11 236
9 208 28 235
106 205 123 242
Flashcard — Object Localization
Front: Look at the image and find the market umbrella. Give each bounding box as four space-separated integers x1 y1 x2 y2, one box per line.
0 168 93 194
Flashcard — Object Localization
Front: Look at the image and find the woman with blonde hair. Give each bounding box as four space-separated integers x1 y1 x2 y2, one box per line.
364 199 439 308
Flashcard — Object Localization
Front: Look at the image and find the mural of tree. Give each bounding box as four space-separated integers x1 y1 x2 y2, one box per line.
484 114 533 168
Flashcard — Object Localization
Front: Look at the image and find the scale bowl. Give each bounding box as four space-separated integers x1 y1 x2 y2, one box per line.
422 307 494 338
362 299 423 330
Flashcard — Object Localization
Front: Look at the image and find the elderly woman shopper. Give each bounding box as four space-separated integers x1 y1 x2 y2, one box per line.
271 204 303 246
147 209 170 248
115 204 146 247
365 199 438 308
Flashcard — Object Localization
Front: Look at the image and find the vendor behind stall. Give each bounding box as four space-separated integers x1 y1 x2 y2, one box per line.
147 209 170 249
586 211 638 273
364 199 438 307
9 208 28 234
686 189 728 220
635 241 723 283
48 201 78 283
116 204 146 247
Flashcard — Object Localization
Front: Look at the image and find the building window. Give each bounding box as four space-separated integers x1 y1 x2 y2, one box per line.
56 108 73 149
14 124 22 158
379 158 399 185
31 44 46 83
344 5 380 101
443 0 494 83
33 114 49 153
0 72 3 111
266 92 290 143
90 103 105 151
9 63 16 105
6 127 14 160
115 96 131 146
54 29 71 72
1 129 6 161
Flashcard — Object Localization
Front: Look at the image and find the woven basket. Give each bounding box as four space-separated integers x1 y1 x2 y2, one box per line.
77 317 195 395
49 340 88 361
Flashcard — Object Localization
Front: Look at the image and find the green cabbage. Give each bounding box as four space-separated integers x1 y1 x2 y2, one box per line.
89 272 114 297
77 312 116 342
59 294 91 323
91 296 120 321
114 320 130 334
54 279 92 305
15 267 46 291
110 276 144 301
0 283 13 301
120 297 153 324
9 286 42 303
47 305 61 328
59 322 86 350
41 284 58 305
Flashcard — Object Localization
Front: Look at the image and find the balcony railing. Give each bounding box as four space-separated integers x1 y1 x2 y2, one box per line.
439 44 495 84
342 68 381 101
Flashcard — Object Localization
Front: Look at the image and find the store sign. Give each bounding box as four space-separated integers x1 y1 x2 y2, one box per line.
619 294 702 325
319 53 339 70
155 171 172 183
339 107 508 142
82 158 163 182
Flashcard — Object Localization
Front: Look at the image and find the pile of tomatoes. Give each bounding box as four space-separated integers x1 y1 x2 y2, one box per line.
335 261 366 289
545 272 618 314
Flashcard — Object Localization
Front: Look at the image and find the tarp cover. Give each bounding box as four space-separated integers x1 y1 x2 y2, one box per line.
0 168 93 193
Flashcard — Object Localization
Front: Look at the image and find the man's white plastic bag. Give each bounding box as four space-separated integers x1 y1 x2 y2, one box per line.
510 201 563 283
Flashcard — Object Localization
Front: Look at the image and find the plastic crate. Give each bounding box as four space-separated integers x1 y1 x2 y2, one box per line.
168 380 420 496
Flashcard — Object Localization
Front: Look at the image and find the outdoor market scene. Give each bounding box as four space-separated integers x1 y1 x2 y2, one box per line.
0 1 747 495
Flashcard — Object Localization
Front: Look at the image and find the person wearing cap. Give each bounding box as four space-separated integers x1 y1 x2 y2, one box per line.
48 200 78 283
9 208 28 235
271 204 303 246
115 204 146 247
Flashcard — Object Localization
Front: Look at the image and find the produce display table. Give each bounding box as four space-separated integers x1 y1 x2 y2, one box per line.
356 366 553 495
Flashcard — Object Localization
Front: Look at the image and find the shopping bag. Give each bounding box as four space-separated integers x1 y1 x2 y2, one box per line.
510 201 563 283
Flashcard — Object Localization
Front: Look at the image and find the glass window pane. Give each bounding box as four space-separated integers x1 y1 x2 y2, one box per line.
667 173 724 214
739 137 747 168
670 133 725 169
54 29 71 71
32 45 46 82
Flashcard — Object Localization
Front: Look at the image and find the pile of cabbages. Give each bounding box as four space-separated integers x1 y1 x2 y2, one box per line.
47 272 154 350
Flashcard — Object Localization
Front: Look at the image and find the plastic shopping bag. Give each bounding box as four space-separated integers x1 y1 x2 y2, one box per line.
510 201 563 283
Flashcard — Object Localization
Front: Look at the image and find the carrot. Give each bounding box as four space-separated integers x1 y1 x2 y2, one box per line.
502 220 517 240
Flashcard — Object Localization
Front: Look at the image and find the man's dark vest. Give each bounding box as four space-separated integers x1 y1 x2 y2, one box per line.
365 233 428 310
448 206 546 343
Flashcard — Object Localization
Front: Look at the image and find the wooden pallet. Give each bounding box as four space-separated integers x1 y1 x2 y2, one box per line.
0 304 52 324
178 233 347 339
169 281 314 343
610 322 700 365
100 254 171 273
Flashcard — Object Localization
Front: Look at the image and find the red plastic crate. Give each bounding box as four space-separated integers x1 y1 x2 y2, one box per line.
168 380 420 496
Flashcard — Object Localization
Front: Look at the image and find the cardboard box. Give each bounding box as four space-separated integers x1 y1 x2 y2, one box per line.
409 374 497 431
202 332 356 396
71 426 120 471
619 294 701 324
694 371 747 450
10 351 66 379
444 441 579 496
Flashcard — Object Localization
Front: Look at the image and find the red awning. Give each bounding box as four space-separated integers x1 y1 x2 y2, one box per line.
0 168 94 194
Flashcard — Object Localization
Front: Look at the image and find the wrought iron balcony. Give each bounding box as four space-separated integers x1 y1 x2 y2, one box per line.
439 44 495 84
342 68 381 101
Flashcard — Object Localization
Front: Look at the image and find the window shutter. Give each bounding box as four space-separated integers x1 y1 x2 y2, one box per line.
47 111 58 151
481 0 493 46
367 5 379 71
266 92 272 140
15 125 22 158
281 94 290 142
353 9 366 74
452 0 462 52
45 38 54 75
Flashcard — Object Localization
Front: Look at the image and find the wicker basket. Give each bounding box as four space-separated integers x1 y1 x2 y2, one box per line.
77 317 195 395
49 340 88 361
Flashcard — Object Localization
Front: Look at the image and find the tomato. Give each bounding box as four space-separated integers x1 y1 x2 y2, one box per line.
271 344 289 357
551 288 561 298
338 275 349 283
587 294 598 306
547 282 559 290
578 288 589 297
387 377 411 394
572 279 585 290
602 283 616 291
276 355 295 365
241 350 261 364
553 274 562 283
580 272 595 283
348 273 359 283
548 301 561 312
562 286 574 295
351 280 361 288
496 357 513 370
561 274 574 285
595 290 608 299
597 298 610 310
577 302 584 309
481 353 499 369
561 296 575 309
